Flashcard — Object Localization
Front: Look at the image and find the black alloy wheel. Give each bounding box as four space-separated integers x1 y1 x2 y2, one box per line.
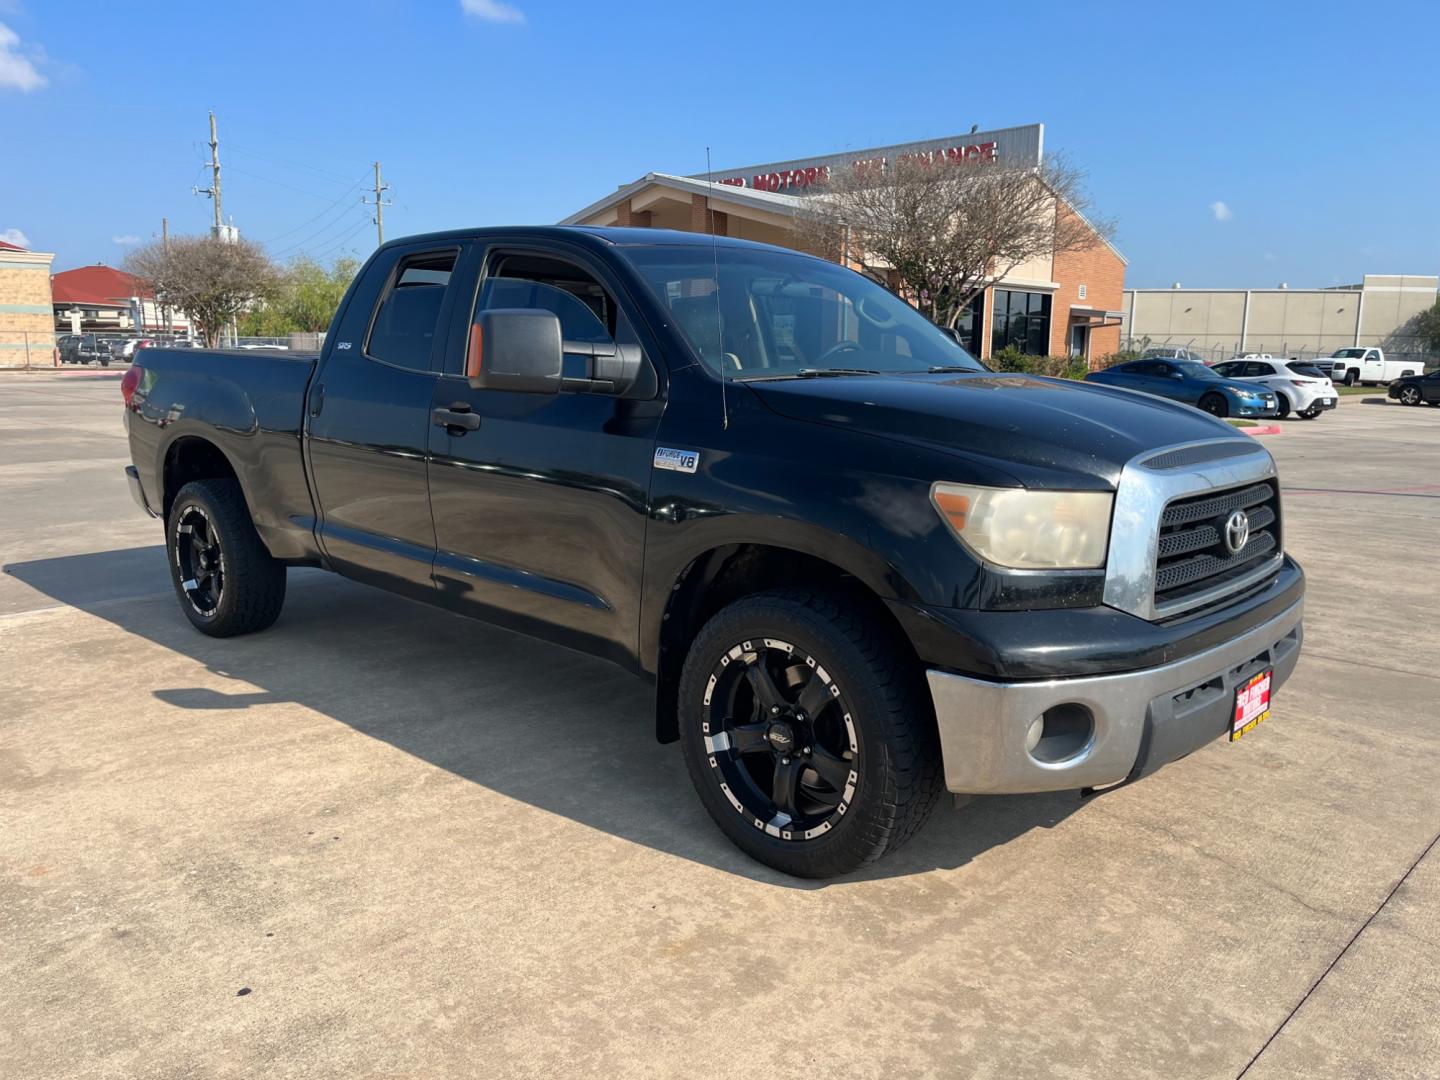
1401 386 1422 406
1200 393 1229 418
1275 393 1291 419
174 504 225 618
678 589 943 878
700 637 859 843
166 479 286 637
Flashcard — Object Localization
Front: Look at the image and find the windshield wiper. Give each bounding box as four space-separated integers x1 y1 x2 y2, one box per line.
924 365 984 374
746 367 883 381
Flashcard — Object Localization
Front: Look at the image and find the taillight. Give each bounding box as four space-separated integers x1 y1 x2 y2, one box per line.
121 364 143 407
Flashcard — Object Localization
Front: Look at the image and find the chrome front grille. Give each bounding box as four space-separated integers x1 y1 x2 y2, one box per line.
1103 438 1284 622
1152 480 1282 614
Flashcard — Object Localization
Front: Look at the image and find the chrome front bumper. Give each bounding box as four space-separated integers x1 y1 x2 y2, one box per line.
926 597 1304 795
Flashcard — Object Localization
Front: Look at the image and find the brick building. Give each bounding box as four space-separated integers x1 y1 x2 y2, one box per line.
50 264 192 336
561 124 1126 365
0 238 57 367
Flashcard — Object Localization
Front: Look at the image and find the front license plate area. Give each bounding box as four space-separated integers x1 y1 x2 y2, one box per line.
1232 669 1273 741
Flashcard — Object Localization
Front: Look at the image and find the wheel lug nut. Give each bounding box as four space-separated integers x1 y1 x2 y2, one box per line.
770 706 780 715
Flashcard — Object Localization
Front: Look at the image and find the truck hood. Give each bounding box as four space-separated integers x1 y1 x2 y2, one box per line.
746 371 1243 488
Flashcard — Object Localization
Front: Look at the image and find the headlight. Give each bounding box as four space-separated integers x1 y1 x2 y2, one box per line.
930 483 1113 569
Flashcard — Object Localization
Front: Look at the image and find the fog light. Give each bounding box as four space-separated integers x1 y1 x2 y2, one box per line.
1027 704 1095 765
1025 715 1045 753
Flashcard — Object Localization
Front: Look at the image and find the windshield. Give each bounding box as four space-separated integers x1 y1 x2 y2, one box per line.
622 245 985 379
1332 348 1365 359
1174 360 1220 379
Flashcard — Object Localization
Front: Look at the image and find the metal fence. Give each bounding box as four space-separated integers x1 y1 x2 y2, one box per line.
1120 336 1436 371
0 331 55 370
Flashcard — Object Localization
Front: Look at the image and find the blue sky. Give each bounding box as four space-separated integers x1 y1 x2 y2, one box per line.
3 0 1437 287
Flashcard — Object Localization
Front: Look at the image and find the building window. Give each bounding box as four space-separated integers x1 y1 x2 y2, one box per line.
991 289 1052 355
952 292 985 356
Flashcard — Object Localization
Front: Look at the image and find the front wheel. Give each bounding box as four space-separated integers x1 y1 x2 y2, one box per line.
678 589 942 878
1343 369 1358 386
166 479 286 637
1275 393 1291 419
1199 393 1229 418
1401 387 1422 406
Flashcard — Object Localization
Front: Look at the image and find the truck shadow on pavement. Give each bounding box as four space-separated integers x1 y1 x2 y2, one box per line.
5 545 1083 887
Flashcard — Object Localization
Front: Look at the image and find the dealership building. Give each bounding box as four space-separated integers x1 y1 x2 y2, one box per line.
0 237 56 367
562 124 1128 363
1122 275 1439 367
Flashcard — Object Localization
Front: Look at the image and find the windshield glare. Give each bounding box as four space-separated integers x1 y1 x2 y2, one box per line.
622 245 984 379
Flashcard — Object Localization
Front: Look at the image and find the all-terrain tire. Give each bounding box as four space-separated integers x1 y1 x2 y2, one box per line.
166 479 286 637
678 588 943 878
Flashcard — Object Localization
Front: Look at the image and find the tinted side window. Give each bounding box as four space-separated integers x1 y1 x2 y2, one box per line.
472 253 647 386
480 277 611 344
366 250 457 371
1213 362 1238 377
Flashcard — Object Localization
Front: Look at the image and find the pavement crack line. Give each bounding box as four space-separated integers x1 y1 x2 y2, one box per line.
1301 650 1440 683
1088 802 1352 923
1235 825 1440 1079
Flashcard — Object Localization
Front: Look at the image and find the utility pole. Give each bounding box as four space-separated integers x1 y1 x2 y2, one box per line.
362 161 392 246
161 217 171 334
192 111 224 237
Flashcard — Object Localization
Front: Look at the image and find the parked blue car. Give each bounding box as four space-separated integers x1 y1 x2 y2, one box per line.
1085 358 1279 419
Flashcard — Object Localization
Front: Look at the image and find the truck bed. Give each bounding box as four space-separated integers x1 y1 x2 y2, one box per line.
125 347 322 563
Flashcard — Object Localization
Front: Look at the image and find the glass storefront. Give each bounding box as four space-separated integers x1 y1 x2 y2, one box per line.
991 289 1052 355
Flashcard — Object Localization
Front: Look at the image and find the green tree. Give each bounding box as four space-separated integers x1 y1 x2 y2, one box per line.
127 235 278 347
238 255 360 337
1415 299 1440 355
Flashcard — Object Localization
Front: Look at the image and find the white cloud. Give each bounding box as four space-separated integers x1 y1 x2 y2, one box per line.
112 234 141 246
0 21 45 92
1209 200 1232 222
460 0 524 24
1 226 30 248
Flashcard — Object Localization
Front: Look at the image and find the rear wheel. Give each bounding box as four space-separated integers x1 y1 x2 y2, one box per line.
166 479 286 637
1401 386 1422 406
1199 393 1229 418
678 589 942 878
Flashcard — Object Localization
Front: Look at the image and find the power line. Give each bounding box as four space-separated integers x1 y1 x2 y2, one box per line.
308 218 372 261
227 165 350 202
255 174 370 246
226 143 366 186
269 203 370 259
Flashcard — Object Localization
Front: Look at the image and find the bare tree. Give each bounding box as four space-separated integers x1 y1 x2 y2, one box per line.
794 154 1115 331
126 235 278 347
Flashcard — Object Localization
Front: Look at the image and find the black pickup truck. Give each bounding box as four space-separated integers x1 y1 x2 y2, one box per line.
122 226 1305 877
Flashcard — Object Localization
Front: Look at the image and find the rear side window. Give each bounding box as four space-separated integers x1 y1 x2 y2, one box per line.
366 250 457 371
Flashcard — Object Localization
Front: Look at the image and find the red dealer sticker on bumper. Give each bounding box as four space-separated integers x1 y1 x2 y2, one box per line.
1232 670 1273 741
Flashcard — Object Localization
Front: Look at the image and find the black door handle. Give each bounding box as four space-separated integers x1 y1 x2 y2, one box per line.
432 402 481 433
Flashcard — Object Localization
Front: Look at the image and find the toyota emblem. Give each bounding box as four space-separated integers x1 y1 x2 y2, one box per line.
1224 509 1250 555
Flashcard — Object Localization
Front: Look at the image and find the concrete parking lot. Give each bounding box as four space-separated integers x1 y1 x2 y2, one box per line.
3 370 1438 1080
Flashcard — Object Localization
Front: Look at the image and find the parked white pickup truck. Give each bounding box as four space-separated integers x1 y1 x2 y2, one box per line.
1313 347 1419 386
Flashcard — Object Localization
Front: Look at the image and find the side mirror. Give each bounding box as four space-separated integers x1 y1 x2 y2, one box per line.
468 308 645 396
468 308 563 394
